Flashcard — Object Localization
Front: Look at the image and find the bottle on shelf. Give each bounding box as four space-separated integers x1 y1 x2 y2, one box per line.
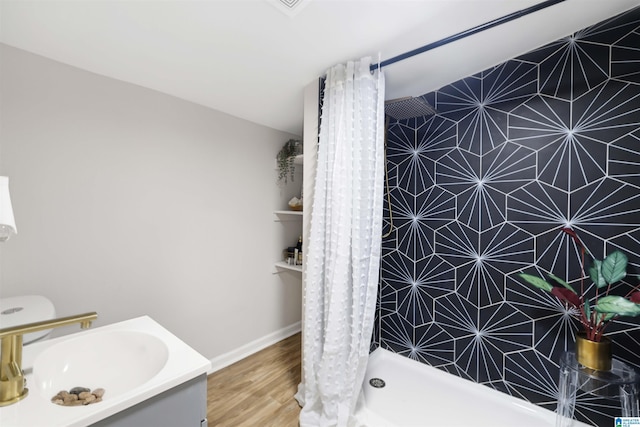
296 236 303 265
286 247 296 265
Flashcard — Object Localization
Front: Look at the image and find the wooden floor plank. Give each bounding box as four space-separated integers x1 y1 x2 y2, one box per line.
207 333 302 427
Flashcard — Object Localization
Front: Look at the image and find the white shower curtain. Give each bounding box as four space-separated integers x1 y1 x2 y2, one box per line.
296 57 385 427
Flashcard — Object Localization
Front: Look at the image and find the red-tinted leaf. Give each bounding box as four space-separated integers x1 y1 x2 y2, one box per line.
561 227 584 250
551 287 581 307
630 292 640 304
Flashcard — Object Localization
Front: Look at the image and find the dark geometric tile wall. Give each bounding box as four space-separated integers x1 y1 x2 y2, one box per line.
375 6 640 426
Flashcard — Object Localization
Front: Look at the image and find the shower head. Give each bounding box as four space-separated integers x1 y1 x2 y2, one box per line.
384 96 436 120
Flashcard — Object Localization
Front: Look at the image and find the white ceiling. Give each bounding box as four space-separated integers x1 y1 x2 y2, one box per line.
2 0 640 135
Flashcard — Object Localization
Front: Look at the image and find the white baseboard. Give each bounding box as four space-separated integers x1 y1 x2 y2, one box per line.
208 321 301 374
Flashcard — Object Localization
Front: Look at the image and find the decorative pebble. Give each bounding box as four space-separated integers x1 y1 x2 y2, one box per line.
69 387 90 395
78 391 92 400
63 394 78 404
51 387 105 407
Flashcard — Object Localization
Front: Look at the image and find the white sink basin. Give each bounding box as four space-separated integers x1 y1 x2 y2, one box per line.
32 330 169 400
0 316 211 427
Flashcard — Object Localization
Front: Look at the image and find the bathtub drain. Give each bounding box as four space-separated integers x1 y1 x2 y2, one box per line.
369 378 385 388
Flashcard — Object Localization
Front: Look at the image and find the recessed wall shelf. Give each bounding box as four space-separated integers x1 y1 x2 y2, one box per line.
274 154 303 274
274 210 303 218
274 261 303 273
273 79 318 287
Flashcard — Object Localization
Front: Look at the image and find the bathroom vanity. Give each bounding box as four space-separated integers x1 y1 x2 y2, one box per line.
91 375 207 427
0 316 211 427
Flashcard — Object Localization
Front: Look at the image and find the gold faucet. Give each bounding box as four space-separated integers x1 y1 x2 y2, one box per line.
0 311 98 406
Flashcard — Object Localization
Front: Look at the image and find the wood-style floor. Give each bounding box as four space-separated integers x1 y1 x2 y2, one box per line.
207 333 302 427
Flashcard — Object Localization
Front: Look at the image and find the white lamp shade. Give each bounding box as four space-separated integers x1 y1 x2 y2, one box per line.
0 176 17 241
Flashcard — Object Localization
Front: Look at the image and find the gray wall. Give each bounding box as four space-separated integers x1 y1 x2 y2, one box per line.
0 44 302 361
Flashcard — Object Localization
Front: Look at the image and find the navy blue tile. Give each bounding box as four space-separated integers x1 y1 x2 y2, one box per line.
412 323 455 366
572 79 640 144
415 255 455 298
572 179 640 239
506 181 568 235
415 115 457 161
481 141 536 194
580 6 640 45
538 36 609 99
612 31 640 84
609 131 640 189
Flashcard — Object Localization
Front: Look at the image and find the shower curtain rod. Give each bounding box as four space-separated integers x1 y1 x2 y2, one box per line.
371 0 565 71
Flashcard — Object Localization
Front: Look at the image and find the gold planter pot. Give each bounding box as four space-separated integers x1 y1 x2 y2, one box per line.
575 332 612 371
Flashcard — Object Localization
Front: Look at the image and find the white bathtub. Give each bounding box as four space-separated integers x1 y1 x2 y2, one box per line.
358 347 591 427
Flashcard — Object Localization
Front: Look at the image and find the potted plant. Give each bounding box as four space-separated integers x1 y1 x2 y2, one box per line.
518 227 640 370
276 139 302 184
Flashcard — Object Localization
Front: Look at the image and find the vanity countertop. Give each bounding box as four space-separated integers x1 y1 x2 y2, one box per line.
0 315 211 427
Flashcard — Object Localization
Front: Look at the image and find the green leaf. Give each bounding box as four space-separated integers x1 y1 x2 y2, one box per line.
584 302 591 321
547 272 576 293
589 259 606 289
601 251 627 285
594 295 640 317
518 273 553 292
